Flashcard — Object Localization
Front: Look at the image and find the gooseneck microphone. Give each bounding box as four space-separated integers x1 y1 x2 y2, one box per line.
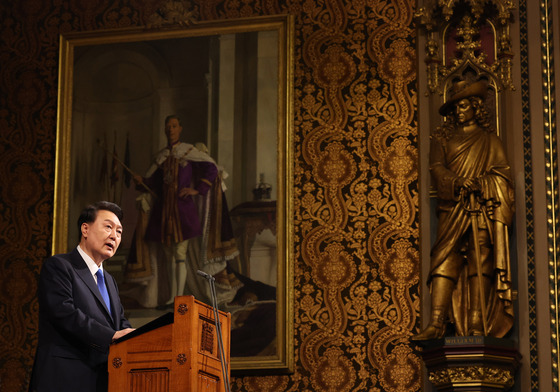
197 270 231 392
196 269 214 280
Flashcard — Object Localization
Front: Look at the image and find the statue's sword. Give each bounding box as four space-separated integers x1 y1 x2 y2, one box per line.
466 192 489 336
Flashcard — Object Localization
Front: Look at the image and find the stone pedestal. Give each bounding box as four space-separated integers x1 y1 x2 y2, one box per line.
415 336 521 391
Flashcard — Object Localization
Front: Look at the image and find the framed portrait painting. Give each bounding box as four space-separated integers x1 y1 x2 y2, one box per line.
53 14 293 373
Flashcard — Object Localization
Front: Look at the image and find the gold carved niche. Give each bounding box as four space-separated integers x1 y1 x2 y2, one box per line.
416 0 516 95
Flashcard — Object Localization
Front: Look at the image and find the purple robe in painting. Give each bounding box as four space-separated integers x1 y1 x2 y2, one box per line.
142 142 218 243
126 142 239 307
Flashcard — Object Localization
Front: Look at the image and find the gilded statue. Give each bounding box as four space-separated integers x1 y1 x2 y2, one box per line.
413 80 515 340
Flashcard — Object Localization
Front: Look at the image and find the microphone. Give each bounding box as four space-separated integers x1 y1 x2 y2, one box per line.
197 269 215 281
196 269 230 392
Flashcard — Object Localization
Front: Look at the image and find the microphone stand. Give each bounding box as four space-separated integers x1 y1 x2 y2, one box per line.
197 270 231 392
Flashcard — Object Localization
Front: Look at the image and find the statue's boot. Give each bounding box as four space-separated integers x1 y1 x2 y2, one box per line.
468 310 484 336
411 277 454 341
467 275 491 336
411 307 446 340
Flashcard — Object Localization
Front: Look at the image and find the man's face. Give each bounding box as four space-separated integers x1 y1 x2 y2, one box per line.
165 118 183 144
80 209 122 265
455 98 475 124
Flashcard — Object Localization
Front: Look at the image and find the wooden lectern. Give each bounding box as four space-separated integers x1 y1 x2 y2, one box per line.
108 295 231 392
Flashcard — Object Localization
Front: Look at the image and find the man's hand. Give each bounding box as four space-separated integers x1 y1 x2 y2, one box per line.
112 328 135 342
461 177 480 192
456 177 480 193
179 187 199 199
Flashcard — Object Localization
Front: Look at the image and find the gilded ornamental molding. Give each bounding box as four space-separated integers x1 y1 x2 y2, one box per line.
416 0 516 94
429 366 515 390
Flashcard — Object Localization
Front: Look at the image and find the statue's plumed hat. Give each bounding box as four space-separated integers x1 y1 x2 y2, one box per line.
439 79 488 116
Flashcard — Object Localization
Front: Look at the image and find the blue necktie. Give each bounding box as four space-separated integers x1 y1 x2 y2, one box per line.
96 269 112 316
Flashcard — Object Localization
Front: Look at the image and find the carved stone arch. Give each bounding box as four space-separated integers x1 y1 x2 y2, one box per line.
73 43 173 148
416 0 515 94
68 42 175 245
442 19 498 68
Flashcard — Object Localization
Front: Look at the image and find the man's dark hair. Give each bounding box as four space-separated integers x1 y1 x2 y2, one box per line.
164 114 181 125
77 201 123 239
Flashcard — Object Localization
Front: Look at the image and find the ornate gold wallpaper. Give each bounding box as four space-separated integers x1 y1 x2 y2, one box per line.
0 0 420 391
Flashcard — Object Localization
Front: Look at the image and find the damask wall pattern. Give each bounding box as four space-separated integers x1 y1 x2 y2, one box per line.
0 0 420 391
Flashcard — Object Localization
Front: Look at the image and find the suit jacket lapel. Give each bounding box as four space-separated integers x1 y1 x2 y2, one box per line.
70 248 115 324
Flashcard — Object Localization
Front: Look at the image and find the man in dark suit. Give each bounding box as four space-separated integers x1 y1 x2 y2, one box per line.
29 201 135 391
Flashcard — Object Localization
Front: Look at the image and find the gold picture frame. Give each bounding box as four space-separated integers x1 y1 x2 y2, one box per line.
53 14 294 373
